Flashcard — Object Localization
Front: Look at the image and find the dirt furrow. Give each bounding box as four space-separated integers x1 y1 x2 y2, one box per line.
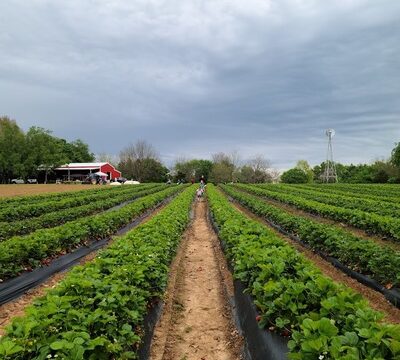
258 194 400 252
150 201 242 360
0 203 168 336
228 198 400 324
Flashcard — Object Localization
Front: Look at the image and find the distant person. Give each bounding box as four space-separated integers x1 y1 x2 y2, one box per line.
196 188 203 201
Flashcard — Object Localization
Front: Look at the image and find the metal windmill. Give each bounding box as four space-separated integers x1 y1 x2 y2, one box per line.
322 129 338 183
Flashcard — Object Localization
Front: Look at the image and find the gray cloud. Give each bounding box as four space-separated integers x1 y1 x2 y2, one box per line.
0 0 399 170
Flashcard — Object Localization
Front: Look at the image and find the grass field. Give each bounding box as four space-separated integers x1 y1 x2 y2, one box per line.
0 184 97 198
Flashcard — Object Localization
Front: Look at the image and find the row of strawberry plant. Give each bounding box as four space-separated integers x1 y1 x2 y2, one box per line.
236 183 400 242
208 185 400 359
0 186 194 359
0 183 135 207
256 184 400 218
295 184 400 204
306 183 400 198
0 185 186 280
221 185 400 287
0 184 159 222
0 184 168 241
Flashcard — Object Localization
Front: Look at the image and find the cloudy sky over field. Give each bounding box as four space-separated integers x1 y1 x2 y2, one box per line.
0 0 399 169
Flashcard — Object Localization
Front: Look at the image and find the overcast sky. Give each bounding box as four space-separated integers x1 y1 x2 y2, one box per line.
0 0 399 170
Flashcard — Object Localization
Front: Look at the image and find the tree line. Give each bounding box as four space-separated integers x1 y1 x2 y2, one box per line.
0 117 94 183
3 116 400 184
117 144 278 184
281 143 400 184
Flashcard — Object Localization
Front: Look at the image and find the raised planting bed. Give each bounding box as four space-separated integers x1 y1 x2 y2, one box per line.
207 185 400 359
234 183 400 242
0 184 160 222
221 185 400 290
0 184 166 241
0 185 186 280
254 184 400 218
0 186 195 359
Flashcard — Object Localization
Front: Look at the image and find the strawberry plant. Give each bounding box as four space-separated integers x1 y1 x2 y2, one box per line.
0 186 195 359
207 185 400 359
221 185 400 287
0 185 185 280
0 184 164 241
235 183 400 242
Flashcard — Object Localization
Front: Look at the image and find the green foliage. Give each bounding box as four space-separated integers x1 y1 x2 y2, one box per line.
223 184 400 287
0 117 26 183
61 139 95 163
237 183 400 242
0 186 194 359
207 185 400 359
209 162 234 184
0 117 94 183
295 160 314 183
0 185 184 280
281 168 309 184
0 184 161 240
313 160 400 184
118 140 166 182
391 142 400 168
140 158 169 182
173 159 213 182
257 183 400 218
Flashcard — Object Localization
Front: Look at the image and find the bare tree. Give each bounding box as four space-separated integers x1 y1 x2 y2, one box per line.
249 154 271 173
96 153 118 166
239 154 273 183
118 140 160 181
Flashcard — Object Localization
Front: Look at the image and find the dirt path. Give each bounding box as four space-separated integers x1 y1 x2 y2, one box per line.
229 199 400 324
150 201 242 360
0 184 97 198
0 203 169 336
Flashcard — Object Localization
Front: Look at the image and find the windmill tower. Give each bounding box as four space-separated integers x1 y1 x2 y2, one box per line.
322 129 338 183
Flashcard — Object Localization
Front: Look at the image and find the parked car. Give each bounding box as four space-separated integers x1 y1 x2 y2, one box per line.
11 178 25 184
27 178 38 184
116 177 127 183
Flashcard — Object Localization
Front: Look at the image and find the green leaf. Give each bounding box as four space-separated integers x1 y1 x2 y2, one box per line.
0 340 23 356
318 318 338 337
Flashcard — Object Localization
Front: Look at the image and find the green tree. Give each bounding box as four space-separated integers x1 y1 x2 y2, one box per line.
281 168 309 183
140 158 169 182
391 142 400 167
60 139 94 163
238 165 254 183
0 117 26 183
295 160 314 183
173 159 213 183
25 127 68 183
209 152 235 184
118 140 167 182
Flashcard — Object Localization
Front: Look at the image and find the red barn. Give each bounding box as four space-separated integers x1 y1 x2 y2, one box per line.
54 162 122 181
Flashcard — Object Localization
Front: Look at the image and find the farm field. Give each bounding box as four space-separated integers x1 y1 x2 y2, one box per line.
0 183 399 359
0 184 97 199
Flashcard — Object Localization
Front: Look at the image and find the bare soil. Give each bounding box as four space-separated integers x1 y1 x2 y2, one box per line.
247 191 400 252
0 184 96 199
150 201 243 360
0 203 168 336
230 199 400 324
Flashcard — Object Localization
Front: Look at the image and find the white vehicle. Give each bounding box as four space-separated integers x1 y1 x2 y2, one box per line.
27 178 38 184
11 178 25 184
